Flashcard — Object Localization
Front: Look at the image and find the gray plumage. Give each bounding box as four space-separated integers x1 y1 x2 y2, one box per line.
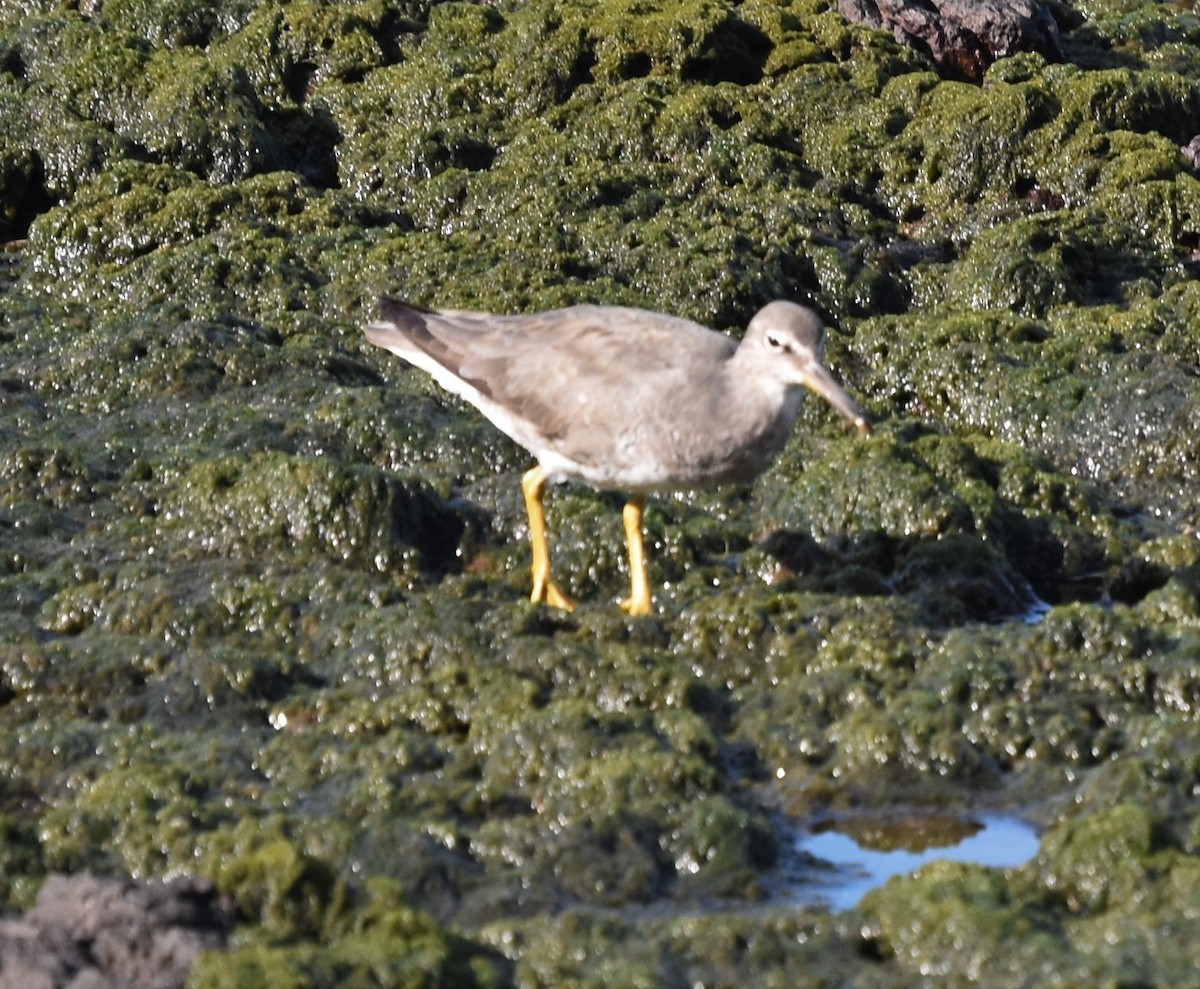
364 298 868 494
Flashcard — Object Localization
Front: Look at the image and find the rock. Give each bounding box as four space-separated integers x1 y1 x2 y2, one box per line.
1182 135 1200 172
839 0 1063 83
0 874 232 989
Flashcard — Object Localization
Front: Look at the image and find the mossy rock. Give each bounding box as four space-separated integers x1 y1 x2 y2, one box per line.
162 450 471 577
3 1 1200 986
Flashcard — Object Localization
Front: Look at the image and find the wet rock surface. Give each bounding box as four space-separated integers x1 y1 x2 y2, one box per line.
2 0 1200 986
839 0 1063 82
0 874 230 989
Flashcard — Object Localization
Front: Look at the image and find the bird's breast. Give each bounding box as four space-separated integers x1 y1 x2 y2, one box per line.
607 391 798 492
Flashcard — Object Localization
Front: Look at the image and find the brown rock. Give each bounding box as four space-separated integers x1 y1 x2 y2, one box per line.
839 0 1062 83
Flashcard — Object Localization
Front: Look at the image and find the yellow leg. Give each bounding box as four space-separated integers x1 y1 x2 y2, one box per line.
520 465 575 611
619 496 652 616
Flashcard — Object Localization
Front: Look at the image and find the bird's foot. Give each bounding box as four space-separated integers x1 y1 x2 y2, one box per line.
532 578 576 612
619 591 652 617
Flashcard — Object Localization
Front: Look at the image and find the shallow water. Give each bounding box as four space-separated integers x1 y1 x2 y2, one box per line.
789 815 1041 912
1022 596 1052 624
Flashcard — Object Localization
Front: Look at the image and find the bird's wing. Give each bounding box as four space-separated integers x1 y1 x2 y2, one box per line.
366 300 736 464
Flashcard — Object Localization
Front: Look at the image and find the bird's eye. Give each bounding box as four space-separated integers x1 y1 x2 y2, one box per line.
765 333 784 351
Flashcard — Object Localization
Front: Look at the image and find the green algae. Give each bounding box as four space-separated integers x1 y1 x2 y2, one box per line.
3 0 1200 985
858 801 1200 986
488 906 860 989
98 0 261 50
162 450 471 577
189 874 510 988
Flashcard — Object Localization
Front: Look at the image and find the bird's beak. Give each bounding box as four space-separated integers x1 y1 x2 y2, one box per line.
800 361 872 437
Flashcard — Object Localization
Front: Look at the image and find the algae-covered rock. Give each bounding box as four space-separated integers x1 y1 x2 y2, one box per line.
1037 802 1155 913
162 450 470 576
859 802 1200 986
4 0 1200 986
862 861 1042 982
188 875 509 989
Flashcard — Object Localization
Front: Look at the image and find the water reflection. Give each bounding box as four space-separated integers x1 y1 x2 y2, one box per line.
1023 596 1051 624
789 814 1040 912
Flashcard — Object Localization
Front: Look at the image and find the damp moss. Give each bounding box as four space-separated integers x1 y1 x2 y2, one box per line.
3 0 1200 985
97 0 261 50
1037 802 1156 913
850 297 1200 528
24 163 387 329
190 875 510 989
161 450 469 577
860 802 1200 986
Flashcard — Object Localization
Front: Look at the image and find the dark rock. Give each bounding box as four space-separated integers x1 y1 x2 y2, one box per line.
0 874 232 989
840 0 1063 83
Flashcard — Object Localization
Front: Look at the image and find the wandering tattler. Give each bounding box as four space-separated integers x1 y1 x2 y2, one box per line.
365 298 870 615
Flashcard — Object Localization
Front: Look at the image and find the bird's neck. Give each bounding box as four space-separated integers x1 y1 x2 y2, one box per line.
694 369 803 482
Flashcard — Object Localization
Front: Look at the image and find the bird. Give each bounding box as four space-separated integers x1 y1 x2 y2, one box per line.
364 298 871 615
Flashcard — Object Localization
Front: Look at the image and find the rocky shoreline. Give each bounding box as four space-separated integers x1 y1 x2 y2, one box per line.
2 0 1200 985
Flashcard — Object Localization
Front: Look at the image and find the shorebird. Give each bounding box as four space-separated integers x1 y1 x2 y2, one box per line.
365 298 870 615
